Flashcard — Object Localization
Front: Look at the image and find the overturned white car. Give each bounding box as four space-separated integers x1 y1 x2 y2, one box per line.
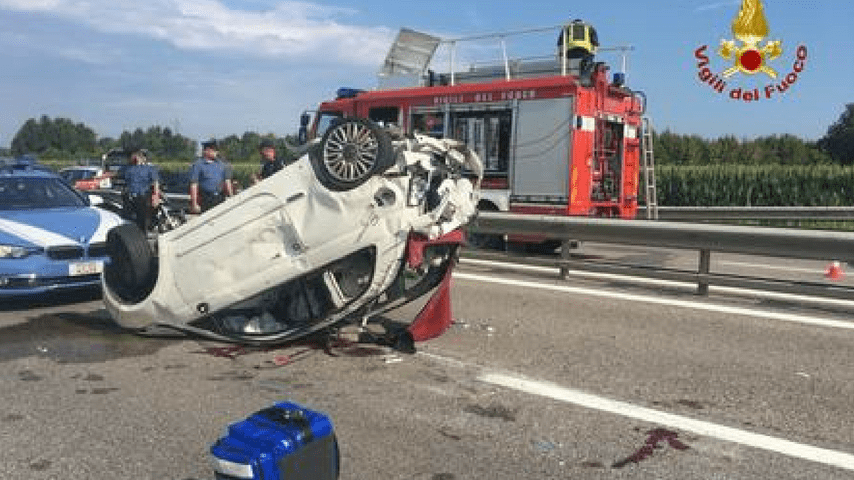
102 119 482 346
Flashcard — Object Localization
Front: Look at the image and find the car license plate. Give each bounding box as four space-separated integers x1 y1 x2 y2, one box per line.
69 261 104 276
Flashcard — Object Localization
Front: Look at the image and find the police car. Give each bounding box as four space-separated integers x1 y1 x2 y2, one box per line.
0 159 125 297
102 119 482 346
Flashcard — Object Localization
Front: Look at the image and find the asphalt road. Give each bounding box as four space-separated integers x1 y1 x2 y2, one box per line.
2 247 854 479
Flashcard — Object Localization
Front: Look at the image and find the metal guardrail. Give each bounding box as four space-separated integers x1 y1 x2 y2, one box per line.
469 211 854 301
638 205 854 221
94 189 854 301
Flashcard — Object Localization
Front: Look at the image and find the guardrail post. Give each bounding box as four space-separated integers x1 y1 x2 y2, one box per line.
560 240 571 280
698 249 711 296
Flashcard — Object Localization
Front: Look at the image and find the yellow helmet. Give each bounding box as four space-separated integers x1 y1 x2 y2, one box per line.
558 20 599 59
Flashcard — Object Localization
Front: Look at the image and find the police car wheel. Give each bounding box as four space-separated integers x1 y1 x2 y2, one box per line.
312 118 393 191
105 224 152 301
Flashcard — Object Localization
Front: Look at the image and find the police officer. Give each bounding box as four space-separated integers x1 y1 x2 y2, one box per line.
189 139 233 213
252 138 284 184
123 148 160 232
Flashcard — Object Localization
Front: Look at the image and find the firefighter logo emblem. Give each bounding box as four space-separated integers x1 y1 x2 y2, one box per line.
694 0 807 102
718 0 782 78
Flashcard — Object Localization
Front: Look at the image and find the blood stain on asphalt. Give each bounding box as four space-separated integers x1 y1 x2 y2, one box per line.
612 428 690 468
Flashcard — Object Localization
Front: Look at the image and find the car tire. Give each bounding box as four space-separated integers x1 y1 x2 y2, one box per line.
311 118 394 191
105 224 153 302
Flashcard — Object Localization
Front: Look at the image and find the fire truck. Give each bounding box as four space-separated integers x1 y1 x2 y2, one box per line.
301 22 656 247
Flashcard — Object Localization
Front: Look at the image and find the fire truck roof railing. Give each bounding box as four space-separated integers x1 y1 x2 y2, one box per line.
377 24 634 90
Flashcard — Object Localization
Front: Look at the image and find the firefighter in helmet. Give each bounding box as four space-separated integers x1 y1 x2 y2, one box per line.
557 20 599 75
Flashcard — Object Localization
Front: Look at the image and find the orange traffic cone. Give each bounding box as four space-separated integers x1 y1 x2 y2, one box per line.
824 261 845 281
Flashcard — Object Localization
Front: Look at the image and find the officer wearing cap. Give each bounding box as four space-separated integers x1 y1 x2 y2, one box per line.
122 148 160 231
189 139 234 213
252 138 284 185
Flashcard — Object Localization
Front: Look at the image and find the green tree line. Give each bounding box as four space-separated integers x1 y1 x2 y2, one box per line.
9 116 297 164
7 104 854 203
653 104 854 166
11 116 97 158
11 104 854 165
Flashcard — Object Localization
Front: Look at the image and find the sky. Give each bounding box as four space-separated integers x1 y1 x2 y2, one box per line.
0 0 851 148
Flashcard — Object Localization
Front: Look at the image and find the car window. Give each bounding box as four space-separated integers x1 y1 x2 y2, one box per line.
76 170 97 180
61 169 97 181
0 177 87 210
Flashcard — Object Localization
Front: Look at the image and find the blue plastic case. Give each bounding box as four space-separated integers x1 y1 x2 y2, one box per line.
210 401 339 480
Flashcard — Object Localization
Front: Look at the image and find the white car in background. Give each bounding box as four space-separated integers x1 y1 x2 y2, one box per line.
102 119 482 346
58 166 112 191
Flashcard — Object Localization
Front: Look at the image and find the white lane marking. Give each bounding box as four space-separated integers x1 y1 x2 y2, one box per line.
479 371 854 472
454 271 854 331
718 261 824 274
461 258 854 309
418 351 472 369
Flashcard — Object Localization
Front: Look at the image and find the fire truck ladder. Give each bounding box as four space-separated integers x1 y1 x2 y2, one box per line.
641 116 658 220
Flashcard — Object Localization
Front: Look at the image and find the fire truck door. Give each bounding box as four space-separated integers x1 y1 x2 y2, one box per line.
511 97 573 199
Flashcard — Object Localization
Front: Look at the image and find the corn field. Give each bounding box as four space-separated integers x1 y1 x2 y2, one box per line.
651 165 854 207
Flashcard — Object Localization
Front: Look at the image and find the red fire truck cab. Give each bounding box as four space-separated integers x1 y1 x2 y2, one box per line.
304 24 648 246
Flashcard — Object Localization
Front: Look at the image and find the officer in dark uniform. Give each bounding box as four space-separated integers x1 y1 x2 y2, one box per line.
122 148 160 232
189 139 233 213
252 138 284 184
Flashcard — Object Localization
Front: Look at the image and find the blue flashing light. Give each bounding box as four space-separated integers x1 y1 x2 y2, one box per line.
336 87 364 99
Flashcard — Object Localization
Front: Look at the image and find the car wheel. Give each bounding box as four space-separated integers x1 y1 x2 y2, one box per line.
105 224 153 302
311 118 394 191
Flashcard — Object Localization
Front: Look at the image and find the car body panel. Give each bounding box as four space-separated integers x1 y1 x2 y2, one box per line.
103 128 481 344
0 208 113 245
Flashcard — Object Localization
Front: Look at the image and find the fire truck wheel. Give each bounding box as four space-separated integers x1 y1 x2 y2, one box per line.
528 240 562 253
311 118 393 191
466 204 505 250
104 223 154 302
